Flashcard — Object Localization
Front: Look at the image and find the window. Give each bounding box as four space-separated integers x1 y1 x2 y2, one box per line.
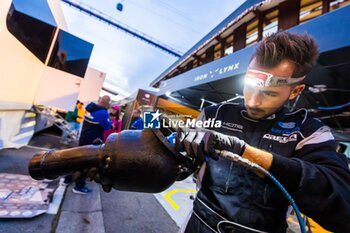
246 19 258 46
299 0 323 24
193 59 198 68
263 10 279 38
214 43 222 60
6 0 57 62
224 35 234 56
330 0 350 11
199 54 206 65
48 30 93 78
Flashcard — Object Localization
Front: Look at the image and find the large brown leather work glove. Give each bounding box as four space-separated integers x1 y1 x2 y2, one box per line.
175 128 246 163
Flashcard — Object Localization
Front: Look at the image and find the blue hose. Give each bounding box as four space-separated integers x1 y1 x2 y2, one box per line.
318 101 350 110
166 133 307 232
218 150 307 233
265 170 306 233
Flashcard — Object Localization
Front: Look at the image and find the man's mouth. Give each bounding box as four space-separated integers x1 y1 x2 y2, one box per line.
246 107 264 116
247 107 263 113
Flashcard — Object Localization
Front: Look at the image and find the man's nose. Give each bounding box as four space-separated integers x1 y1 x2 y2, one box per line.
247 91 262 107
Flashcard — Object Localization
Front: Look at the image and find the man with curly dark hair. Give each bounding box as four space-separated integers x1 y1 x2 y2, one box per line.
177 31 350 232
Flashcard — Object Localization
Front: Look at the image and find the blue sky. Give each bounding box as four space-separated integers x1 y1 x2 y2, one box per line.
61 0 245 100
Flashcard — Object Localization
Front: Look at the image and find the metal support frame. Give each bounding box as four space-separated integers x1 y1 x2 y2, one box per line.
61 0 182 57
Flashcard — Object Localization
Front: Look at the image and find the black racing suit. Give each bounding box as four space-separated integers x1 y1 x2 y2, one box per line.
184 102 350 233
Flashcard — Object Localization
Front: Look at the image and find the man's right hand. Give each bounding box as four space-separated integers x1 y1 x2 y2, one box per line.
175 128 219 164
175 128 246 164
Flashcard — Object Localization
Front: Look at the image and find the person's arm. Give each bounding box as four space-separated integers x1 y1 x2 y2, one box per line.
116 120 122 133
288 141 350 232
186 106 308 189
131 118 143 130
72 108 78 120
267 124 350 232
238 124 350 232
130 119 137 129
99 111 112 130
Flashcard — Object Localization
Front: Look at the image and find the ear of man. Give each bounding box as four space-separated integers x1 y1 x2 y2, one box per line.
289 84 305 100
